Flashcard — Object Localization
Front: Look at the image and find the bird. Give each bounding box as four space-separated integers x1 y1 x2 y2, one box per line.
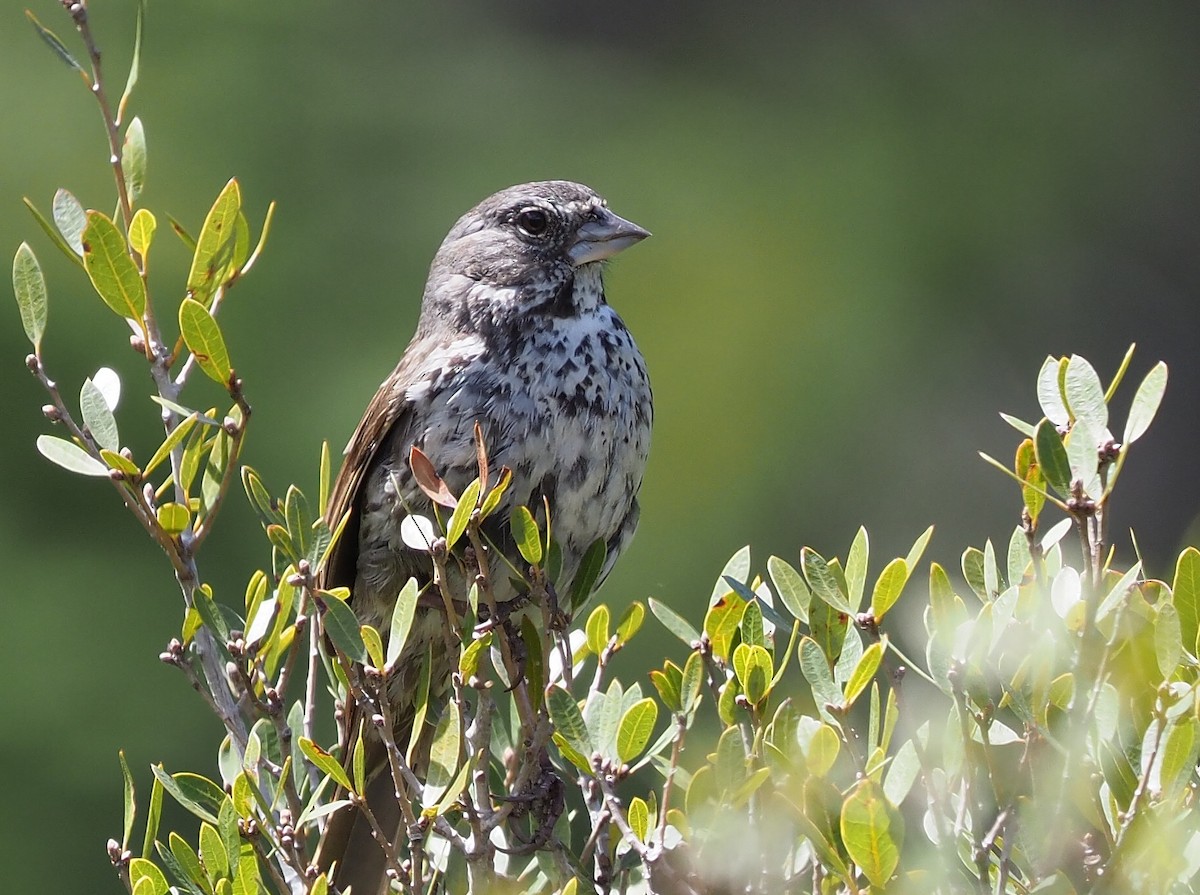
313 181 652 893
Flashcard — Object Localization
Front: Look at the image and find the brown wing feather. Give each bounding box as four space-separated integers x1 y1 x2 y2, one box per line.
318 340 432 593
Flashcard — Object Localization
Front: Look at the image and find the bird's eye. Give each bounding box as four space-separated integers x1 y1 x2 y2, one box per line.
515 207 550 238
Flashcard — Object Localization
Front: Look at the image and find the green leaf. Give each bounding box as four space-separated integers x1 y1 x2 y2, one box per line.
803 547 852 614
142 769 163 859
615 600 645 644
1064 354 1108 427
52 189 87 256
1065 418 1102 499
616 698 658 763
119 751 136 851
384 577 420 669
118 0 146 123
586 604 611 656
1036 355 1069 426
546 685 592 759
360 625 384 669
842 637 885 708
129 208 157 259
569 537 607 609
628 796 649 843
179 298 231 384
241 200 277 276
845 526 869 613
510 505 542 566
23 196 84 268
769 555 811 623
711 545 751 605
80 376 120 452
459 631 491 680
122 117 147 203
703 589 746 662
319 590 367 663
649 597 700 646
1034 418 1071 497
799 636 841 712
129 858 169 895
423 701 461 806
740 598 765 649
444 478 480 549
869 558 909 621
165 833 207 893
732 643 773 706
144 413 199 478
1124 361 1168 445
187 179 242 300
840 779 902 887
36 434 107 477
24 9 83 71
680 651 704 714
478 466 512 520
297 738 353 792
1172 548 1200 658
82 210 146 322
150 766 220 825
1155 602 1182 680
883 737 920 806
156 502 191 536
999 412 1036 437
12 242 48 350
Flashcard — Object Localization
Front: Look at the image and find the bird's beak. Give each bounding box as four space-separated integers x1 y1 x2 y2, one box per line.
568 208 651 266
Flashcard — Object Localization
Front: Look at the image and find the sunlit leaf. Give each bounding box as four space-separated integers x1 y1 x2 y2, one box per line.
385 577 420 669
1124 361 1168 445
1064 354 1108 427
179 298 231 384
129 208 157 260
37 434 106 477
803 547 852 614
649 597 700 646
510 505 542 566
187 179 242 300
1036 355 1069 426
616 698 658 763
122 117 147 203
769 555 811 623
840 779 902 887
297 737 352 792
12 242 48 350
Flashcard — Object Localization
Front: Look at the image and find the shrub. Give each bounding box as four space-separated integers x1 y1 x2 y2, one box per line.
12 4 1199 893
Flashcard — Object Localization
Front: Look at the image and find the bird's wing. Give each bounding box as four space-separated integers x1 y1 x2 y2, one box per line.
318 343 430 593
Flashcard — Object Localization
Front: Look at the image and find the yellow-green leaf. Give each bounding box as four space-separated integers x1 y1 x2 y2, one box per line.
82 210 146 322
840 779 902 887
129 208 157 259
616 698 658 763
188 179 242 300
179 297 231 384
156 502 191 536
842 637 885 708
870 559 909 621
510 505 542 566
297 737 352 792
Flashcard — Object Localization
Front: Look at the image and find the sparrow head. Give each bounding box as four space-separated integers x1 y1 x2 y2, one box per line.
420 181 649 330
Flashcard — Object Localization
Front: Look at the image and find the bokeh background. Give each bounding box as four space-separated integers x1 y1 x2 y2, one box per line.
2 2 1198 890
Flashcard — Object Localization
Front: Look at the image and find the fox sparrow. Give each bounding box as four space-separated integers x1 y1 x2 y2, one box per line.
314 181 652 892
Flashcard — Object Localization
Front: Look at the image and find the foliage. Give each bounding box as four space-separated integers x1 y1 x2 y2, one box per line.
11 3 1199 894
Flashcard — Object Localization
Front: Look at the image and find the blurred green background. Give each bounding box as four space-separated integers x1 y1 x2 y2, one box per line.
2 2 1198 890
